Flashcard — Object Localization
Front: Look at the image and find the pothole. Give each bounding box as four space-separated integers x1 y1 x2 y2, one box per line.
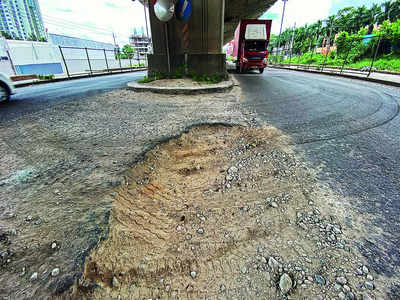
74 124 384 300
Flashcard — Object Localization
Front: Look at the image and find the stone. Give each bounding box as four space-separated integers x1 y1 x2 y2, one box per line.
30 272 38 281
362 265 369 274
366 274 373 281
314 274 326 285
51 242 57 249
364 281 374 290
347 292 355 300
343 284 351 292
268 257 279 269
112 276 120 287
190 271 197 279
197 228 204 234
220 284 226 292
25 215 33 222
228 166 238 174
334 283 342 290
338 292 346 300
279 273 292 294
362 295 374 300
51 268 60 277
336 276 347 285
333 226 342 234
271 202 278 208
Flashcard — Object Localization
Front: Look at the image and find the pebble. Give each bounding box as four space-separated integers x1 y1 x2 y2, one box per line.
268 257 279 269
343 284 350 292
25 215 33 222
364 281 374 290
190 271 197 279
366 274 373 281
51 268 60 277
338 292 346 300
279 273 292 294
197 228 204 234
314 274 326 285
347 292 355 300
228 166 238 174
112 276 120 287
334 283 342 290
30 272 38 281
185 234 192 240
336 276 347 285
220 284 226 292
271 202 278 208
51 242 57 249
362 265 369 274
362 295 374 300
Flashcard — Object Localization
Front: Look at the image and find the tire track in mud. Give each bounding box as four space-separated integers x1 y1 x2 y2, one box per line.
74 124 385 300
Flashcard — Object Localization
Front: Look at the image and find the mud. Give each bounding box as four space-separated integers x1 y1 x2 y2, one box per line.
75 125 386 300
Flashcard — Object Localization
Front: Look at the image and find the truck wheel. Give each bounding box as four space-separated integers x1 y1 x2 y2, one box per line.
0 84 10 102
259 68 264 74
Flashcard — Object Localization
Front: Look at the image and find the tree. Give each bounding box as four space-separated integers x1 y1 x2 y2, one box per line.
366 4 382 33
0 31 12 39
335 32 351 56
122 44 135 59
27 33 37 41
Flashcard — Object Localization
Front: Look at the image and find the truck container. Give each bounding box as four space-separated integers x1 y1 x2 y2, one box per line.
232 19 272 74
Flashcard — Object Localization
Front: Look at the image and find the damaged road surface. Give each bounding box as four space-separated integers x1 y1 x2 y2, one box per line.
0 73 397 299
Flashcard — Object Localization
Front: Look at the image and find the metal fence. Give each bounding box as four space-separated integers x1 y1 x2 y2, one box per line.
269 34 396 78
58 46 147 78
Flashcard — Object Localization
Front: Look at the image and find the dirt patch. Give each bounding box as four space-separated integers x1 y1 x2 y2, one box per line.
0 85 248 299
74 124 385 300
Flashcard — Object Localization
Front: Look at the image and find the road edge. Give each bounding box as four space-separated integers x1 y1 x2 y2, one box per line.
269 65 400 88
14 68 147 88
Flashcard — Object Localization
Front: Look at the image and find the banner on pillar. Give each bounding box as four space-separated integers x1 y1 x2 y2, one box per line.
175 0 192 22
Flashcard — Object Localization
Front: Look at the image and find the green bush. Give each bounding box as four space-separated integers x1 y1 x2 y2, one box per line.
138 76 156 83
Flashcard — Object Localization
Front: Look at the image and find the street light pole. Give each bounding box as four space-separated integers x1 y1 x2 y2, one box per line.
276 0 288 62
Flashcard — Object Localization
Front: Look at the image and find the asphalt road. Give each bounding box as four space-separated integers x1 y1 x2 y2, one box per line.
236 68 400 296
0 71 146 123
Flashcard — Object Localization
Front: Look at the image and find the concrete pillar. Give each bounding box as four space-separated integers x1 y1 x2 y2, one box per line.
147 0 226 76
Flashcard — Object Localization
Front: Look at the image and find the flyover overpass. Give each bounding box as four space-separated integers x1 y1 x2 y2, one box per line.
139 0 277 75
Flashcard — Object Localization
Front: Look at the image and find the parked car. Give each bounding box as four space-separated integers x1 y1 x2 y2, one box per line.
0 73 16 102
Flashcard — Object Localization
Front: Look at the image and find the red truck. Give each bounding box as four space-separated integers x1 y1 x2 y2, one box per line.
233 19 272 74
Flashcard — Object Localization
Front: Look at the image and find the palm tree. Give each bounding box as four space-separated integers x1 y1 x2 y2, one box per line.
390 0 400 22
367 4 382 33
380 1 393 23
353 6 369 33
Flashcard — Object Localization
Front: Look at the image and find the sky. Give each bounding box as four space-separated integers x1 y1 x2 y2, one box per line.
38 0 388 45
261 0 387 34
38 0 148 46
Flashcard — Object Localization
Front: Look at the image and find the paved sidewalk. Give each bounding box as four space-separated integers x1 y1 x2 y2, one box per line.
270 64 400 87
13 67 147 87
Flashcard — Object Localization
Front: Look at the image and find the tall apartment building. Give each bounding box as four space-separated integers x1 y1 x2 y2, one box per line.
0 0 46 40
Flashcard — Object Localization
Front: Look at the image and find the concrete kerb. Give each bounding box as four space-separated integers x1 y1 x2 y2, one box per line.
270 65 400 88
14 68 147 88
127 79 234 95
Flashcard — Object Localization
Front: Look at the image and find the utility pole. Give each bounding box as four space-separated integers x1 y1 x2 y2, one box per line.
276 0 289 61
